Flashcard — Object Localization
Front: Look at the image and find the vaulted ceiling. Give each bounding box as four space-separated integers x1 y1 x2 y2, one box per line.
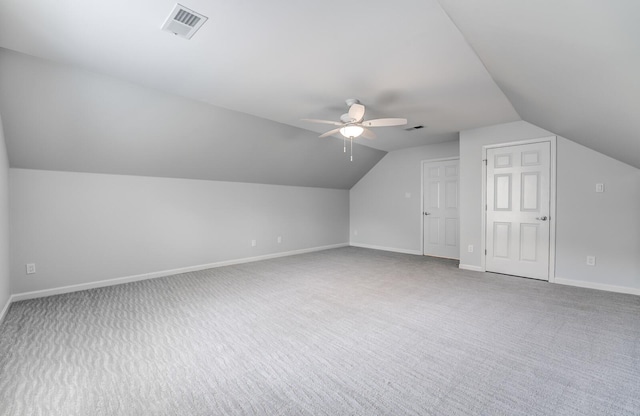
0 0 637 189
439 0 640 169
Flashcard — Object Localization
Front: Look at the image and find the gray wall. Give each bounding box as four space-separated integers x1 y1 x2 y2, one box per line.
10 169 349 294
460 121 640 291
350 141 460 253
0 115 10 313
555 138 640 289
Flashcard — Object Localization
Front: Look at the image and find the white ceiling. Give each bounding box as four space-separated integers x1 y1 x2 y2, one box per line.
0 0 637 188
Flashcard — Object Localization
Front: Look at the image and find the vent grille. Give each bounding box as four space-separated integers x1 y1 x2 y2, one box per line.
162 4 208 39
174 9 201 27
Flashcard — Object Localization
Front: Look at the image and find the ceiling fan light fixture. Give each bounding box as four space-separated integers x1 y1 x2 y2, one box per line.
340 125 364 138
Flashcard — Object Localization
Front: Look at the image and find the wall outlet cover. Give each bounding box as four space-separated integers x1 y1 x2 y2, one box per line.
26 263 36 274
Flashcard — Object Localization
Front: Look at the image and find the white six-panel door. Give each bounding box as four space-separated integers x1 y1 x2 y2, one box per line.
423 159 459 259
486 142 551 280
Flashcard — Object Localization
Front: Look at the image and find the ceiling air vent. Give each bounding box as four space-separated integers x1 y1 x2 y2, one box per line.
162 4 208 39
404 125 425 132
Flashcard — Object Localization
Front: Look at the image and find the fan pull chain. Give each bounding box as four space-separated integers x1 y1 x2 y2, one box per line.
350 136 353 161
343 135 346 153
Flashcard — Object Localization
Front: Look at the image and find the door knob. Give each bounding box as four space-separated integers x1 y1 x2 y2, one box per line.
536 216 548 221
424 212 431 216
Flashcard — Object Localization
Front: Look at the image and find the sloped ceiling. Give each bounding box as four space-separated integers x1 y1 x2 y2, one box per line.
438 0 640 169
0 0 519 189
0 49 385 189
0 1 637 190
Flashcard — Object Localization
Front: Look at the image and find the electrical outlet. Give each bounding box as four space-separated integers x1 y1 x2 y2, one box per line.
595 183 604 193
467 245 474 253
586 256 596 266
277 236 282 244
251 240 256 247
26 263 36 274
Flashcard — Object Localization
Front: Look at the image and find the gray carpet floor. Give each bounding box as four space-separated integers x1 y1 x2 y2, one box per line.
0 247 639 415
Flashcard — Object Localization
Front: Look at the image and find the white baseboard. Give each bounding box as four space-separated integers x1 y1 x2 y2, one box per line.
554 277 640 296
349 242 422 256
459 264 483 272
11 243 349 303
0 294 13 324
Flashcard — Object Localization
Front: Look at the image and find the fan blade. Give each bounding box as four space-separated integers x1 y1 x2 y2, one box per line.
301 118 342 126
348 103 365 122
319 128 342 138
362 118 407 127
360 128 377 140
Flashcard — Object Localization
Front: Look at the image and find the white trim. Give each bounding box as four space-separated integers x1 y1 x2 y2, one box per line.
349 242 422 256
555 277 640 296
420 157 460 163
481 148 487 272
11 243 349 302
420 157 460 257
459 264 483 272
548 137 557 283
481 136 557 280
424 254 460 261
0 294 13 324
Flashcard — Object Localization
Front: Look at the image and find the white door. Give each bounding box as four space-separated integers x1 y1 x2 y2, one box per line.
423 159 459 259
486 142 550 280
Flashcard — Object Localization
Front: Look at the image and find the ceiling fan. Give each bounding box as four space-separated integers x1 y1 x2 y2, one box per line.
302 99 407 160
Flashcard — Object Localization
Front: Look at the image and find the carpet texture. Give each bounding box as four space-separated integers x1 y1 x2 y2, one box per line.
0 247 639 415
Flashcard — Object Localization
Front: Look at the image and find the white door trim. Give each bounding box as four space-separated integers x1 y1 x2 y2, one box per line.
421 157 460 257
481 137 557 282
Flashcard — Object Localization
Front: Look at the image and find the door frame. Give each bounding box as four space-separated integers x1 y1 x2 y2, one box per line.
421 157 460 257
481 136 557 282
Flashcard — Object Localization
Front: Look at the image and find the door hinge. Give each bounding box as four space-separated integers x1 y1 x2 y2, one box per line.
485 249 487 255
483 159 487 165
